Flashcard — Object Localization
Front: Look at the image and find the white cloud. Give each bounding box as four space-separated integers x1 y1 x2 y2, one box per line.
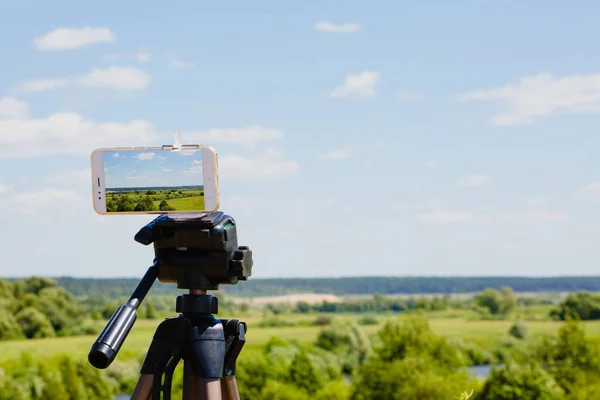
103 51 152 63
523 196 549 207
457 71 600 125
330 71 380 99
12 78 69 93
167 53 195 69
318 147 352 160
391 202 406 211
46 168 91 186
576 182 600 200
456 174 490 187
191 160 201 165
0 97 28 119
418 210 569 224
0 188 83 214
219 147 300 181
113 153 120 158
221 195 265 216
162 168 172 172
169 59 195 69
419 211 474 223
135 152 155 161
423 161 438 168
182 165 202 175
497 210 569 223
77 66 150 90
0 100 158 158
398 91 424 101
136 52 151 63
0 183 12 195
370 140 384 151
183 126 284 146
313 21 361 33
34 27 115 51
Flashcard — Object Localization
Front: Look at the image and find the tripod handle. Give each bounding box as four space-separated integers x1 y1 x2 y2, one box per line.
88 300 138 369
88 265 158 369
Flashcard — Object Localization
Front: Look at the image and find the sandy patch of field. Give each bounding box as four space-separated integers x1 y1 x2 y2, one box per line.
232 293 343 305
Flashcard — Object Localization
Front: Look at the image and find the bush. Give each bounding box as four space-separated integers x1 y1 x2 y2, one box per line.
550 291 600 321
350 356 475 400
257 317 296 328
315 380 351 400
0 309 24 340
315 319 371 374
15 307 55 339
0 353 121 400
259 381 311 400
312 315 334 326
475 362 564 400
357 315 379 325
448 337 493 366
374 316 464 370
508 320 529 340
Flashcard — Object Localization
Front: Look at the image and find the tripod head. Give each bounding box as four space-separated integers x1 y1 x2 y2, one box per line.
88 211 253 371
135 212 253 290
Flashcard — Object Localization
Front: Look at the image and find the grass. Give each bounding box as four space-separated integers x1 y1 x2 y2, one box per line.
162 196 204 210
1 311 600 365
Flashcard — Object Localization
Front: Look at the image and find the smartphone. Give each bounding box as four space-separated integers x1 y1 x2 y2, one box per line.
90 145 219 215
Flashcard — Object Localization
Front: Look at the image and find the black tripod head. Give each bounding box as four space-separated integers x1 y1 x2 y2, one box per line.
134 211 253 290
88 211 253 370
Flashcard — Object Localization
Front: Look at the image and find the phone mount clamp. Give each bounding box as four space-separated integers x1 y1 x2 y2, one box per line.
87 212 253 400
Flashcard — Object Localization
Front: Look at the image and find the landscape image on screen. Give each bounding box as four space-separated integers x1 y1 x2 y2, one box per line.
103 149 204 212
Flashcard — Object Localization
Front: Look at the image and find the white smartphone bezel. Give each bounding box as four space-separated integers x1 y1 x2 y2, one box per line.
90 146 220 215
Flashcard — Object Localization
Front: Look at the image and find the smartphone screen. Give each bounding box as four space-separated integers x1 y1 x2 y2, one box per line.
90 146 219 214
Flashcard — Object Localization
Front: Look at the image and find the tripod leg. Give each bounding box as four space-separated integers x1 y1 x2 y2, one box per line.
129 374 153 400
183 359 223 400
220 376 240 400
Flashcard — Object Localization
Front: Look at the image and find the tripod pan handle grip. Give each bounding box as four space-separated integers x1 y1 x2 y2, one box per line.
88 303 138 369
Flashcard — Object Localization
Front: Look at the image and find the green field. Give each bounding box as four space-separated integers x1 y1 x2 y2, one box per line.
161 195 205 210
105 187 205 212
1 312 599 363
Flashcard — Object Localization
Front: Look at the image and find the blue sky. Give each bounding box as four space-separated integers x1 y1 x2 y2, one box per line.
0 1 599 278
104 150 203 188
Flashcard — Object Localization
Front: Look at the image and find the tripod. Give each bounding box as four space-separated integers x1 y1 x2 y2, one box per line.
87 212 253 400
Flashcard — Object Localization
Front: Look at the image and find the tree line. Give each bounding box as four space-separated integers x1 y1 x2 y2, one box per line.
41 276 600 298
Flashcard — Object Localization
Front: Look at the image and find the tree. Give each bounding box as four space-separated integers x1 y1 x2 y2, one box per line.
550 291 600 321
159 200 175 211
351 356 474 400
116 195 135 211
508 320 529 340
500 286 518 315
475 362 564 400
145 302 157 319
15 307 55 338
259 381 311 400
374 316 464 370
0 279 13 300
475 288 503 315
295 301 310 313
140 195 156 211
0 309 24 340
23 276 57 295
37 286 86 335
288 351 323 395
315 319 371 374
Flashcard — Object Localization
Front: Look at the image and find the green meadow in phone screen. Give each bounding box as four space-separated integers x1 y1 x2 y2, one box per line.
103 150 205 212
